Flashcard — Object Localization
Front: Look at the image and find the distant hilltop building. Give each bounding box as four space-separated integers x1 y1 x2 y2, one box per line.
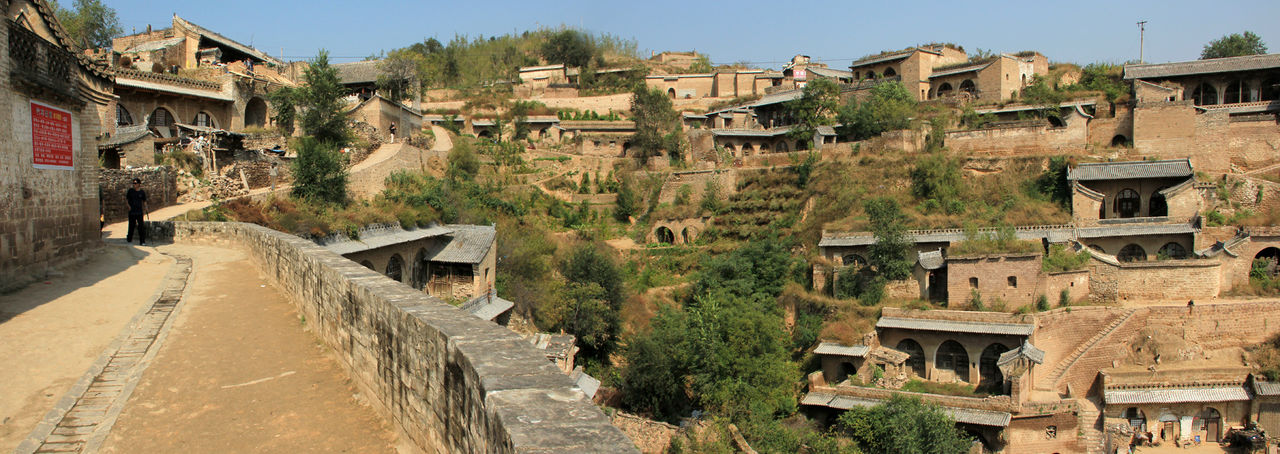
848 44 1047 102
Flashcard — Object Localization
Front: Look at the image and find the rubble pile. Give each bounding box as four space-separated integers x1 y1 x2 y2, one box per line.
177 173 247 203
347 121 384 165
220 159 291 189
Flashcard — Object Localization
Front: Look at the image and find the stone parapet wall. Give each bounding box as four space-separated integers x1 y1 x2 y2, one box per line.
881 307 1035 325
99 167 178 222
1089 258 1221 302
812 384 1019 413
156 221 636 453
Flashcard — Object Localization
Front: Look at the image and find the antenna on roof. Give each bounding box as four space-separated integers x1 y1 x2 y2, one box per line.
1137 21 1148 64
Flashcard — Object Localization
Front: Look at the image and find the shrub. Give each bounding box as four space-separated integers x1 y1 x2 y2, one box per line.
1035 294 1050 312
1043 244 1091 272
1058 289 1071 307
968 289 984 311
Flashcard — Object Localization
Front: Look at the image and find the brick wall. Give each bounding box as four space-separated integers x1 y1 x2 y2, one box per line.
99 167 178 223
945 119 1088 156
946 254 1043 309
158 222 636 453
1004 412 1080 454
0 13 109 292
1089 258 1221 302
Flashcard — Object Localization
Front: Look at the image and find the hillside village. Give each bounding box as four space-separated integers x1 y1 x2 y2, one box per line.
4 1 1280 453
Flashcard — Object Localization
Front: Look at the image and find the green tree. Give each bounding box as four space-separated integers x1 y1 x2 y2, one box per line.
541 29 597 67
910 152 962 213
836 395 972 454
266 86 298 136
377 48 425 102
446 140 480 182
1202 31 1268 59
561 244 625 310
1034 156 1072 209
690 54 713 73
538 282 619 365
298 50 350 146
290 137 348 204
52 0 121 50
838 82 916 140
614 176 637 222
629 85 684 162
700 179 721 213
620 305 689 420
785 78 840 146
864 197 913 281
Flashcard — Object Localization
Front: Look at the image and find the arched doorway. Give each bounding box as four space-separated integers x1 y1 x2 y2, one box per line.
1111 135 1129 147
1254 247 1280 279
1123 407 1147 432
1118 244 1147 262
1149 188 1168 217
245 97 268 128
193 111 215 128
1116 188 1140 218
935 340 970 382
1224 80 1248 104
655 226 674 244
1047 116 1066 127
386 254 404 282
883 67 897 77
896 339 926 378
1202 408 1222 442
842 254 868 268
1088 244 1105 254
978 343 1010 393
866 71 878 80
1191 83 1217 106
149 107 176 137
959 79 976 95
936 82 954 97
681 227 691 244
667 88 676 99
412 249 428 290
1158 242 1187 260
1263 77 1280 101
116 104 133 126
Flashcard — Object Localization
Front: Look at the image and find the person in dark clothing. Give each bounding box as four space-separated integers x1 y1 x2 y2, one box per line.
389 122 397 143
125 178 148 245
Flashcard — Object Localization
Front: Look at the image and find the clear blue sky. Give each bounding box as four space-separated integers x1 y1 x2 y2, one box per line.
106 0 1279 68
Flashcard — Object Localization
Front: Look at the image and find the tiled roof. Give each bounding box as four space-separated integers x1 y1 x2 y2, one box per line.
459 290 514 322
816 125 837 136
174 16 282 66
930 62 993 78
819 225 1076 248
710 128 787 137
333 60 383 85
1254 380 1280 396
1067 159 1193 181
519 64 565 72
115 76 235 101
119 36 185 54
526 333 576 361
997 341 1045 366
814 342 869 357
877 316 1035 336
1124 53 1280 80
323 224 453 255
98 124 154 148
918 250 945 270
801 392 1011 426
850 50 915 68
1076 222 1197 239
807 67 853 79
975 100 1096 115
430 224 495 264
1105 386 1249 404
558 121 636 131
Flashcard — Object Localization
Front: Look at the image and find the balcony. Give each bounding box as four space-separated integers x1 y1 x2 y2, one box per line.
7 19 77 101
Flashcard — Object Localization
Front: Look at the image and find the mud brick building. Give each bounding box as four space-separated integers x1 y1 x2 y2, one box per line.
324 224 497 302
0 0 115 291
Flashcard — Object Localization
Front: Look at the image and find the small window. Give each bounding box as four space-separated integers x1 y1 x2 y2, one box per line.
593 140 601 147
1008 276 1017 288
609 141 616 147
1046 425 1057 439
969 277 979 289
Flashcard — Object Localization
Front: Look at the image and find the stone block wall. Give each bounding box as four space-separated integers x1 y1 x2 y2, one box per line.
159 222 636 453
1037 270 1089 305
944 121 1087 156
1089 258 1221 302
946 254 1042 309
99 167 178 223
1003 412 1080 454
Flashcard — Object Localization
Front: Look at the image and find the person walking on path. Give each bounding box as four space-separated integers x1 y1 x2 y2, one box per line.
269 162 279 191
125 178 148 245
389 122 397 143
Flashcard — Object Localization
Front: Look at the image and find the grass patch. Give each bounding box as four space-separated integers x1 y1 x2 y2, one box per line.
899 379 988 397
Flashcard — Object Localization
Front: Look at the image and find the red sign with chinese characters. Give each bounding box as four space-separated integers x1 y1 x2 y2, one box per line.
31 101 74 170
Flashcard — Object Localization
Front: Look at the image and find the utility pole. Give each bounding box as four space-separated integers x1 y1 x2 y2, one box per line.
1137 21 1148 64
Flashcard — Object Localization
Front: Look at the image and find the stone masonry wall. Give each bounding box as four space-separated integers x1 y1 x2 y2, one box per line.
1089 258 1221 302
945 254 1042 309
159 222 636 453
99 167 178 223
944 121 1087 156
1004 412 1080 454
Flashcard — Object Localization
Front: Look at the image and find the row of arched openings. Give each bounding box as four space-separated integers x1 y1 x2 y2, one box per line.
1087 242 1188 262
1107 187 1169 219
934 80 976 98
1190 78 1280 106
895 339 1010 391
115 98 268 129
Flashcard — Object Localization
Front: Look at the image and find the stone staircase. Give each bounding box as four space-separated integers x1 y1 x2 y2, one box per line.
1036 308 1139 394
1076 396 1107 454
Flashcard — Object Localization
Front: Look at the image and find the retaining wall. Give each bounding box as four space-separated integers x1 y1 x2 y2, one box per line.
158 221 636 453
